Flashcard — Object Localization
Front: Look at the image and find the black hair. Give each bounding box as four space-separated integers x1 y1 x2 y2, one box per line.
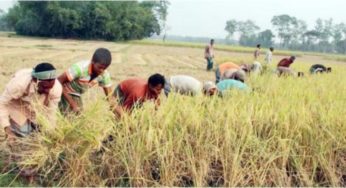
34 62 56 72
257 44 261 48
210 39 214 43
270 47 274 51
92 48 112 66
148 73 165 87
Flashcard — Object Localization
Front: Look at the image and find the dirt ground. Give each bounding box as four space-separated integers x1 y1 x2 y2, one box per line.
0 35 344 90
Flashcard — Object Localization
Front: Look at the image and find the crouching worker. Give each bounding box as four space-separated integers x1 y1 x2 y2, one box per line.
203 70 249 97
112 73 165 118
276 56 304 77
222 69 247 83
58 48 113 115
164 75 202 96
0 63 62 181
215 62 240 83
310 64 332 74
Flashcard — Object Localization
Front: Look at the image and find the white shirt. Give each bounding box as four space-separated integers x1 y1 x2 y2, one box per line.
169 75 202 95
265 50 273 64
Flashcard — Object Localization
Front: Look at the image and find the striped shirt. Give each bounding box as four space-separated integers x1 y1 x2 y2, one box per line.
65 61 112 96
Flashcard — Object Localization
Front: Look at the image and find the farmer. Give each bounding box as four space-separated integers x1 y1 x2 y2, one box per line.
205 39 215 71
254 44 261 60
164 75 202 96
0 63 62 181
58 48 113 114
277 56 298 76
204 69 249 97
112 73 165 118
238 61 262 75
0 62 62 140
264 47 274 65
216 79 249 96
222 69 247 83
215 62 240 83
310 64 332 74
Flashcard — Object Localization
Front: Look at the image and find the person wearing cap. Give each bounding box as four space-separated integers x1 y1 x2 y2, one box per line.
277 56 297 76
0 62 62 140
58 48 113 114
112 73 165 118
215 62 240 83
205 39 215 71
164 75 202 96
310 64 332 74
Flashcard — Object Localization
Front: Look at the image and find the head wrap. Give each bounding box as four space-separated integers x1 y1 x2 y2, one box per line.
31 69 57 80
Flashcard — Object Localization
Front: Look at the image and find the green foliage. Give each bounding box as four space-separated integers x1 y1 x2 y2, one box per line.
5 1 163 41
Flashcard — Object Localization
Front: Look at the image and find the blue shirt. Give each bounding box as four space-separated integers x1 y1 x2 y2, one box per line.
217 79 249 93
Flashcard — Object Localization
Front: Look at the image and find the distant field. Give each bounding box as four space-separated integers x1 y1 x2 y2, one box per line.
0 34 345 186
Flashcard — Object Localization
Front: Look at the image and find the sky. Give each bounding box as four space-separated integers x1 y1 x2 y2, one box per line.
1 0 346 39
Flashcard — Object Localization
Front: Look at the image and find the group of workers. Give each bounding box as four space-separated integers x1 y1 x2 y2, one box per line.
0 42 333 180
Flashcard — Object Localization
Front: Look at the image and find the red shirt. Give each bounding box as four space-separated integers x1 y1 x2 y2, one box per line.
277 58 294 67
119 78 158 110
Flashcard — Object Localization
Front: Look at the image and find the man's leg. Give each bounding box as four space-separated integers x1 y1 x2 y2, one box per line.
215 67 221 84
207 57 213 71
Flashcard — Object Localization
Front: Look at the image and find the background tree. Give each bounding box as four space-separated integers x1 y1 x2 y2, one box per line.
256 29 275 47
271 14 298 48
4 1 163 41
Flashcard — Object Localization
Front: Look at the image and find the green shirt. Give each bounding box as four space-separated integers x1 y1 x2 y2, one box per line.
65 61 112 96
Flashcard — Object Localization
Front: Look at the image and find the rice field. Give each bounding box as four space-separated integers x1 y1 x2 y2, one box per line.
0 34 345 186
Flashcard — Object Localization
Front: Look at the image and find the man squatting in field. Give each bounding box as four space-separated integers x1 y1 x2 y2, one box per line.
215 61 261 84
205 39 215 71
58 48 113 114
163 75 229 96
277 56 303 77
112 73 166 118
0 63 62 180
204 69 249 97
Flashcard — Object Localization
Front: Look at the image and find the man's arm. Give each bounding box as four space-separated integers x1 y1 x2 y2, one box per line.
0 77 26 136
58 73 80 113
103 86 113 102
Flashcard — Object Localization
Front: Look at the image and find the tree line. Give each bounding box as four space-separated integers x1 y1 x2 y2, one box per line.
0 1 169 41
225 15 346 54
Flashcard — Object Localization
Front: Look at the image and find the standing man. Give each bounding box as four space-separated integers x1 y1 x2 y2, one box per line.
265 47 274 65
254 44 261 60
205 39 215 71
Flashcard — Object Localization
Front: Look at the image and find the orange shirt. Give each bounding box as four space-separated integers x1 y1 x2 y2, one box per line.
119 78 158 110
219 62 240 76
